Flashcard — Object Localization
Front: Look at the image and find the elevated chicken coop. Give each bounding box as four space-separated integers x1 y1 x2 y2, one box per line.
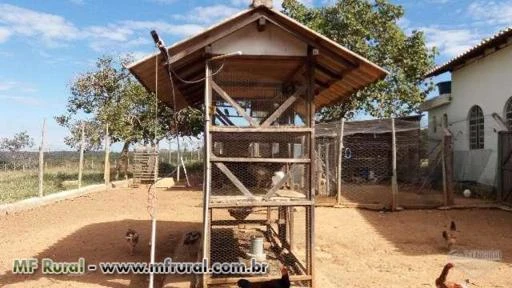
127 1 387 287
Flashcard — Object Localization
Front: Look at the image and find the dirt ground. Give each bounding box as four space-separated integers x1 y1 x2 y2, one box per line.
0 186 511 287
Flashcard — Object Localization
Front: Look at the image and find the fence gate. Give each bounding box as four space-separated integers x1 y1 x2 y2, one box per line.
499 131 512 205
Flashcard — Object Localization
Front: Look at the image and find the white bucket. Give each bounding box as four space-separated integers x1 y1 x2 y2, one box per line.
249 236 266 261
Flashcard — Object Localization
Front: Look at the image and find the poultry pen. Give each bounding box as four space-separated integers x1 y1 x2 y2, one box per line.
315 117 450 209
127 1 387 287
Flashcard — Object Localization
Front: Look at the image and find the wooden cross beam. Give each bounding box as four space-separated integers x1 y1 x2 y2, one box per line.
261 86 305 128
215 108 235 126
263 164 299 200
214 162 255 199
211 80 259 127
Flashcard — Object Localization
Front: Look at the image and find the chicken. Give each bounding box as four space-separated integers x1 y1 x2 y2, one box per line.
184 231 201 257
229 208 253 221
442 221 457 250
237 267 290 288
435 263 468 288
125 229 139 255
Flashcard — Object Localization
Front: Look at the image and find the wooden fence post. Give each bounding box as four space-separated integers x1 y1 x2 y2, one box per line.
104 124 110 188
336 118 345 205
391 118 398 210
38 119 46 197
443 129 455 206
78 122 85 189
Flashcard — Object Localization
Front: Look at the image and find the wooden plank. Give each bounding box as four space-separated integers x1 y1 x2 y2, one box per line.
211 80 258 127
211 156 310 163
261 86 305 127
209 200 313 208
336 118 345 205
202 62 213 288
211 126 312 133
444 131 455 206
306 46 316 286
207 275 312 285
264 165 298 199
214 162 255 198
391 118 398 210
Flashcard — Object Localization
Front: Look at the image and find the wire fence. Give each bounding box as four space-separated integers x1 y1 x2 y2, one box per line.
315 117 499 209
0 122 203 204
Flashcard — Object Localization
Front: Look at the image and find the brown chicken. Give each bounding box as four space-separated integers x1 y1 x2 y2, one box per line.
435 263 467 288
125 229 139 255
442 221 457 250
237 267 290 288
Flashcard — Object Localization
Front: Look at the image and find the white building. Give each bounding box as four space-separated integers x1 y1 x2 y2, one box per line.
422 28 512 189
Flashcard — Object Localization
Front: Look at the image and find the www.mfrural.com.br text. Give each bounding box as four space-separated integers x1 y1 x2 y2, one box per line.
12 258 268 275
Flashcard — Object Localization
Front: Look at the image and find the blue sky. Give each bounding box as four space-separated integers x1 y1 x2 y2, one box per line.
0 0 511 150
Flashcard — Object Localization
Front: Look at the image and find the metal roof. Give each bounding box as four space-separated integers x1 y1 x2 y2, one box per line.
127 4 388 110
425 27 512 78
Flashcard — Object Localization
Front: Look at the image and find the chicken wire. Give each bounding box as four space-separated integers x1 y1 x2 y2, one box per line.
315 118 447 208
203 59 314 287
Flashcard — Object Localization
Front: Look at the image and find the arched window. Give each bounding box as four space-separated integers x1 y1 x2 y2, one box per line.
469 105 484 149
505 97 512 130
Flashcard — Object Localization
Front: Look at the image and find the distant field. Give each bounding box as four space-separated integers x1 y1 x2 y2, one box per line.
0 167 105 204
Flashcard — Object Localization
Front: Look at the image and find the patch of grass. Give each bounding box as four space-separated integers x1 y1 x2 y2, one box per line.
0 168 106 204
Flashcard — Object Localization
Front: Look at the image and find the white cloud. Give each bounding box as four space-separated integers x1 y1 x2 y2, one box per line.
0 80 37 93
0 4 80 45
0 4 204 52
0 95 41 106
0 81 16 91
0 27 11 43
173 5 242 24
467 1 512 26
421 27 482 57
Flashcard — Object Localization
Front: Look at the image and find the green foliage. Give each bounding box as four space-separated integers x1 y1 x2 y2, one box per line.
0 131 34 152
0 131 35 168
282 0 437 120
56 55 203 151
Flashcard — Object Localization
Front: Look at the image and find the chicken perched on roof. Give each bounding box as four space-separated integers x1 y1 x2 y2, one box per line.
125 229 139 255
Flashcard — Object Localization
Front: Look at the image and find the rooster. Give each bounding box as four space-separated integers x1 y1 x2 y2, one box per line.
442 221 457 250
237 267 290 288
125 229 139 255
435 263 468 288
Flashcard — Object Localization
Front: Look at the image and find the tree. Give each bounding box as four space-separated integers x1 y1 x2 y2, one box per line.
282 0 437 121
0 131 35 169
56 55 202 176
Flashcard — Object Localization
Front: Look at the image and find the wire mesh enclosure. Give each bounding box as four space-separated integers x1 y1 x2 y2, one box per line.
202 57 315 287
315 117 447 209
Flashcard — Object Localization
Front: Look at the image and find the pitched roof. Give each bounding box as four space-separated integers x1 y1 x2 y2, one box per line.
425 27 512 78
127 4 388 110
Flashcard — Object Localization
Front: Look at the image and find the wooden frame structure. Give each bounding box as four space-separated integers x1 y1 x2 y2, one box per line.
127 2 387 287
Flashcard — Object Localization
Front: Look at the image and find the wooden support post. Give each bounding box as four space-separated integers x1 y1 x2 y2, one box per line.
336 118 345 205
278 207 287 249
78 122 85 189
391 118 398 211
443 129 455 206
38 119 46 197
202 61 213 288
325 143 330 195
104 124 110 188
306 45 316 287
316 143 322 194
